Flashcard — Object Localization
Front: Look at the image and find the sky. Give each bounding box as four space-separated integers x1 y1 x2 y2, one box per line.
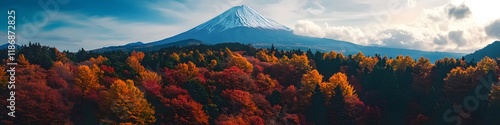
1 0 499 53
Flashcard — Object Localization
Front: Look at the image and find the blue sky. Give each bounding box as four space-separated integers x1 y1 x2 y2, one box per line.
2 0 500 52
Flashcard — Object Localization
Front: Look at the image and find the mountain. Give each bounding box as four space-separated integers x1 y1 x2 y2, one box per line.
0 43 21 50
140 39 204 49
94 39 205 53
149 5 297 45
92 41 146 52
465 41 500 62
93 5 464 62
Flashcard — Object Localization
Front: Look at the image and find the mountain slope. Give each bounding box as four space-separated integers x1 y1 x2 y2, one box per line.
149 5 294 45
0 43 21 50
465 41 500 61
92 5 465 62
192 5 291 32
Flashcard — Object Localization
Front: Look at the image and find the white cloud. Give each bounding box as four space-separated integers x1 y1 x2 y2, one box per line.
292 1 497 53
446 3 471 20
15 0 499 53
485 19 500 39
294 20 326 38
23 12 185 51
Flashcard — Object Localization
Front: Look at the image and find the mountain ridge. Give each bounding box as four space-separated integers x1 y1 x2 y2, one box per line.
92 5 465 62
465 41 500 61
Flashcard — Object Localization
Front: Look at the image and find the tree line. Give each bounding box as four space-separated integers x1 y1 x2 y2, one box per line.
0 42 499 125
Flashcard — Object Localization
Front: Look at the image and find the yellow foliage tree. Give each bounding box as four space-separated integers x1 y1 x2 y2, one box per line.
209 59 218 69
195 50 205 62
176 61 199 78
104 79 156 124
140 70 162 83
323 51 338 59
476 57 498 74
170 52 180 62
226 49 253 73
89 55 108 65
91 64 103 79
353 52 365 62
256 50 278 63
280 53 312 72
301 70 323 98
391 55 415 71
359 56 379 72
327 72 357 98
126 55 146 73
206 49 214 56
75 65 100 95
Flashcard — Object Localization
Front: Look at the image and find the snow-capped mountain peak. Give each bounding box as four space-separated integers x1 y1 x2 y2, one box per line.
192 5 292 32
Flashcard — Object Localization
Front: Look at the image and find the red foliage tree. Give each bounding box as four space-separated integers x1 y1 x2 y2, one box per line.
254 73 278 95
46 69 68 89
163 95 209 124
100 65 115 74
162 85 189 99
0 65 72 124
265 63 302 87
281 85 300 113
284 114 301 125
143 79 162 96
159 85 209 124
210 66 255 92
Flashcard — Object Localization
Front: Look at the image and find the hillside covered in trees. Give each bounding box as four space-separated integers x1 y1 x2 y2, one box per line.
1 43 499 125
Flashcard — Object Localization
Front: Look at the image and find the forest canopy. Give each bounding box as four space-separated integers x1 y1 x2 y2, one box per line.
1 42 499 125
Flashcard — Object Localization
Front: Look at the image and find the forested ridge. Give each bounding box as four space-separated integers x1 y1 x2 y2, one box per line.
1 42 499 125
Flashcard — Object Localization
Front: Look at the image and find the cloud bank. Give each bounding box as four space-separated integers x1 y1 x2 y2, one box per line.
293 2 499 53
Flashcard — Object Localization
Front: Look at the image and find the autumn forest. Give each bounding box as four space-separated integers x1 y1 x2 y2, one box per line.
1 43 500 125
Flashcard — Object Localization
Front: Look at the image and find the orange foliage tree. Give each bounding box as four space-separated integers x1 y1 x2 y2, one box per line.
325 72 357 99
0 66 7 90
300 69 323 99
74 65 101 95
444 66 479 102
164 61 200 85
256 50 278 64
101 79 156 124
126 51 146 73
412 57 433 94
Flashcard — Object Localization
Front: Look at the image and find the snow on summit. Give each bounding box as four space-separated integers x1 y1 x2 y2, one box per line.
192 5 292 32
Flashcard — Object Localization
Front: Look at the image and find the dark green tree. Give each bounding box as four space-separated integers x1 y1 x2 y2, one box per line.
330 85 347 125
306 84 328 125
